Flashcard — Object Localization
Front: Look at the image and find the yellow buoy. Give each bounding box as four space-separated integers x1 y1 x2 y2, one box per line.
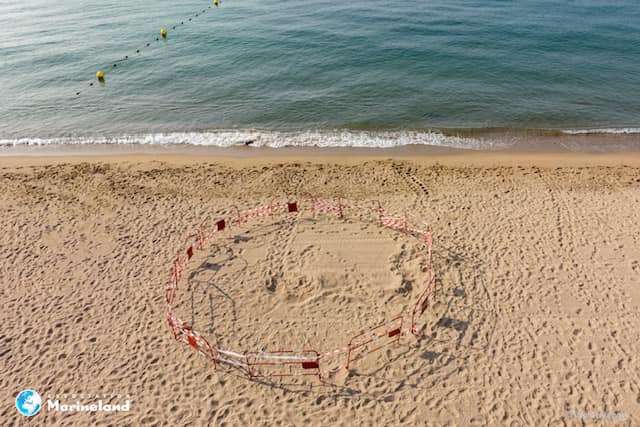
214 0 220 6
96 70 105 82
160 28 168 39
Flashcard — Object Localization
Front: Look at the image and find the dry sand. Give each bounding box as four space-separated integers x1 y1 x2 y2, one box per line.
1 150 640 426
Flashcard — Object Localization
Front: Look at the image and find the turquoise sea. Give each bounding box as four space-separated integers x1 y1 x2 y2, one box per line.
1 0 640 148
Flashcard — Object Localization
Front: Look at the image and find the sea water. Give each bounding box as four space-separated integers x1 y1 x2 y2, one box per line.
1 0 639 149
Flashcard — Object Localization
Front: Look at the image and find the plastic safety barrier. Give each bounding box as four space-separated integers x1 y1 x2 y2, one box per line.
163 197 436 382
246 351 322 381
411 231 436 336
311 198 344 218
345 316 404 370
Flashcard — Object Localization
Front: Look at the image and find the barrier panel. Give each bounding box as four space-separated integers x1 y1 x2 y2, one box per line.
311 198 344 218
163 197 436 383
166 311 180 340
173 321 218 369
246 351 322 381
411 272 437 337
380 214 408 233
236 201 278 224
216 348 249 371
411 231 436 336
165 258 182 306
345 316 404 370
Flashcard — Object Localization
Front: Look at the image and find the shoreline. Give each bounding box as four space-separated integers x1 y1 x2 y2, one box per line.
1 127 639 156
2 143 640 168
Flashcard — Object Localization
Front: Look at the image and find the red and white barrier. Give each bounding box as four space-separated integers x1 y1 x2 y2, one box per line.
410 230 436 336
380 214 408 232
345 316 404 370
216 348 249 370
163 197 436 382
411 271 437 337
246 351 322 381
235 201 279 224
311 198 344 218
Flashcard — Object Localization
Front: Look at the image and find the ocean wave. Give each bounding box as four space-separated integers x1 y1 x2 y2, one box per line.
562 128 640 135
0 130 499 150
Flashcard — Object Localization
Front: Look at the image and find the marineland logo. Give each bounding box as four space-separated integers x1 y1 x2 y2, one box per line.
15 389 132 416
47 399 131 413
15 389 42 417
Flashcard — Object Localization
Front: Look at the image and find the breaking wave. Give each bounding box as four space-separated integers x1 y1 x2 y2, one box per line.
0 129 502 150
562 128 640 135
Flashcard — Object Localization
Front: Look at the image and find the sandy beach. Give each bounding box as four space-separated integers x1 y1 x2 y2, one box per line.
2 149 640 425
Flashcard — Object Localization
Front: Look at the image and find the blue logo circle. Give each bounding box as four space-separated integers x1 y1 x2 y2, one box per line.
15 389 42 417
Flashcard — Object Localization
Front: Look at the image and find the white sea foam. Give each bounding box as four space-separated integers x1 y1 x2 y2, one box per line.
0 129 499 150
562 128 640 135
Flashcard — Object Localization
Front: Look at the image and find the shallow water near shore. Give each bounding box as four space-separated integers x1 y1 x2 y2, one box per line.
2 0 640 149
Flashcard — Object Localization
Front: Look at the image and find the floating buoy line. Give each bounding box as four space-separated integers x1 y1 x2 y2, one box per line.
75 0 222 96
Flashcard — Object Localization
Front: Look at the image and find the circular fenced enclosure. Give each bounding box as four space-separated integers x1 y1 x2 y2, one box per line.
165 198 436 384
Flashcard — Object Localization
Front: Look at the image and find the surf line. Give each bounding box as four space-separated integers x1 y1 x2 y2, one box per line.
75 0 223 97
